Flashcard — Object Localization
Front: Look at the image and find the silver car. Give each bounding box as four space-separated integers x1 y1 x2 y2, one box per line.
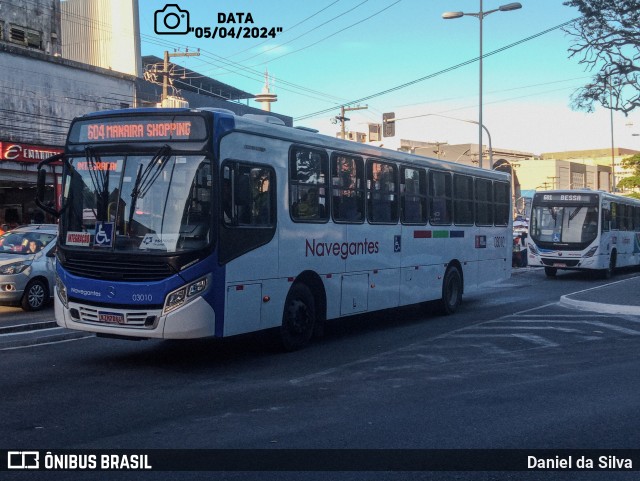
0 224 57 311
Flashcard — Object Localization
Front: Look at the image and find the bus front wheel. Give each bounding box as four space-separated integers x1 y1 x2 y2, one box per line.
280 283 316 351
440 266 462 315
544 267 557 278
601 252 616 279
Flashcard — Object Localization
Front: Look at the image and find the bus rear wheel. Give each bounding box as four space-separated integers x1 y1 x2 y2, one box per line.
440 266 462 315
280 284 316 351
544 267 557 278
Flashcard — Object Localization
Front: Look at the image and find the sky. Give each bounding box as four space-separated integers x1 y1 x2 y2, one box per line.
137 1 640 156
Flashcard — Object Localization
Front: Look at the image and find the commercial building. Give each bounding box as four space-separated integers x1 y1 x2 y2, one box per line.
0 0 291 228
60 0 142 77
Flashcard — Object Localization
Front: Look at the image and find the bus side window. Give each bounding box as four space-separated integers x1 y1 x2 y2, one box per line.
400 167 427 225
367 160 398 224
610 202 618 230
493 181 510 226
602 207 611 232
234 172 252 224
332 154 364 223
289 147 329 222
223 163 275 227
428 170 452 225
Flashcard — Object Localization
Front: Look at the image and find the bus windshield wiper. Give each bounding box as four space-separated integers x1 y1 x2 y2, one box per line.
128 145 172 232
569 206 582 221
84 147 109 221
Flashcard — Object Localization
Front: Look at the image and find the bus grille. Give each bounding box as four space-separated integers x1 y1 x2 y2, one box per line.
62 258 174 281
541 258 580 268
77 305 157 328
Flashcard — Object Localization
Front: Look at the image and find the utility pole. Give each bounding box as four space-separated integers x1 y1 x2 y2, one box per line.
431 141 446 159
162 49 200 104
337 105 368 139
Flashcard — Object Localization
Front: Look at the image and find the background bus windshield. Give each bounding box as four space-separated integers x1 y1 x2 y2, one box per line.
530 204 599 245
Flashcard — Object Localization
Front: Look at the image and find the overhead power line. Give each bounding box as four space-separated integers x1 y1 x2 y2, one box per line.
250 0 403 67
237 0 370 63
295 17 579 121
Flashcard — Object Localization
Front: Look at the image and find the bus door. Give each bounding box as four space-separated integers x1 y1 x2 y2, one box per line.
343 159 401 314
218 135 279 335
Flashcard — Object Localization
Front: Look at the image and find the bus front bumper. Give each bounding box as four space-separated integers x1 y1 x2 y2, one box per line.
55 292 216 339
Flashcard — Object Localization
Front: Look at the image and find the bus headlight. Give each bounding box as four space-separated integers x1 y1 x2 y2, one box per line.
584 246 598 258
163 276 208 314
56 274 68 308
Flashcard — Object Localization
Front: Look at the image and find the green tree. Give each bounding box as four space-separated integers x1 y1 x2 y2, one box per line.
617 153 640 196
563 0 640 115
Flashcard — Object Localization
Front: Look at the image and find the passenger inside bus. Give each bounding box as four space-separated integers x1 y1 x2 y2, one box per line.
582 211 599 241
295 188 324 219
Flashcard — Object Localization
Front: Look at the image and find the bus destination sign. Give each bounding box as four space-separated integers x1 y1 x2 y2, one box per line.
535 193 597 204
70 116 207 143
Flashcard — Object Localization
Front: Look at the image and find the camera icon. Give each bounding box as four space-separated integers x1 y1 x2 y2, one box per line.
154 4 191 35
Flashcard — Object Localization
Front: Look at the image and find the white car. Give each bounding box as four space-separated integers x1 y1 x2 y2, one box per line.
0 224 58 311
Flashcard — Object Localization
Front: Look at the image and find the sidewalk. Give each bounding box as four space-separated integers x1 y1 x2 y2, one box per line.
559 276 640 316
0 306 91 349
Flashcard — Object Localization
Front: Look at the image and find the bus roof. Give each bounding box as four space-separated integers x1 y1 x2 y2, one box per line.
77 107 510 182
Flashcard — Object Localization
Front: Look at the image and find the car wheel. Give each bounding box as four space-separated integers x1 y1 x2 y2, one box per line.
21 279 49 311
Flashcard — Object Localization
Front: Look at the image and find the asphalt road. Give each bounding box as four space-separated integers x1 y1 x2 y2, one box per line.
2 267 640 481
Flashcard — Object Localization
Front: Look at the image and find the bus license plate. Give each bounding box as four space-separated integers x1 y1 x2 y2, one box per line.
98 311 125 324
553 263 567 268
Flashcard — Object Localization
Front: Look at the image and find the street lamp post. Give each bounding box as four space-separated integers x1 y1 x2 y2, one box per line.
383 112 493 165
442 1 522 169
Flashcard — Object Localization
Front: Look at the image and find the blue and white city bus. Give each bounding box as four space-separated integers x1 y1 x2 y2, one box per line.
528 190 640 278
37 108 512 350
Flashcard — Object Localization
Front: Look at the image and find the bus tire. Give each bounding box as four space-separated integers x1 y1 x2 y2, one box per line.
279 283 316 351
601 251 616 279
544 267 557 278
439 265 462 315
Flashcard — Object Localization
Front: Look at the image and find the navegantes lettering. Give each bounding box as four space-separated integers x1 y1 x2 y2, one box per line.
305 238 379 260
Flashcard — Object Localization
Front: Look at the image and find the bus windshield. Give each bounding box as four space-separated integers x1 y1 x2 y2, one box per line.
60 148 212 253
530 204 599 245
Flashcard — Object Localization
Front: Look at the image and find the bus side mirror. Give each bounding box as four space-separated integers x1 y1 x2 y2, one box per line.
36 154 64 218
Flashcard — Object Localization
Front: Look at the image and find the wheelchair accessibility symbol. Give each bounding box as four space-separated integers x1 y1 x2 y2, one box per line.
94 222 114 247
394 235 401 253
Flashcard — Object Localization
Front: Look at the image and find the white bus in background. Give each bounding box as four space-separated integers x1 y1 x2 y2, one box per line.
37 108 512 351
528 190 640 278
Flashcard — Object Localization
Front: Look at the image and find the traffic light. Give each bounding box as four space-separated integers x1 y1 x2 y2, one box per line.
383 112 395 137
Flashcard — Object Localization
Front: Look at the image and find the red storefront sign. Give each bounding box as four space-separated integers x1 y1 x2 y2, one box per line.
0 141 64 163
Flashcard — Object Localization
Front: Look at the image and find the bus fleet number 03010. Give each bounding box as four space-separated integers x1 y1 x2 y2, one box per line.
132 293 153 302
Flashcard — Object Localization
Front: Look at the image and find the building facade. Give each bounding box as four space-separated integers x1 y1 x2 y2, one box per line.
0 42 136 226
60 0 142 77
541 148 639 192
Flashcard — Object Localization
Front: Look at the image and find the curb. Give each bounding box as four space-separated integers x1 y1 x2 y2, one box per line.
0 325 93 350
558 296 640 316
0 320 58 335
559 277 640 316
